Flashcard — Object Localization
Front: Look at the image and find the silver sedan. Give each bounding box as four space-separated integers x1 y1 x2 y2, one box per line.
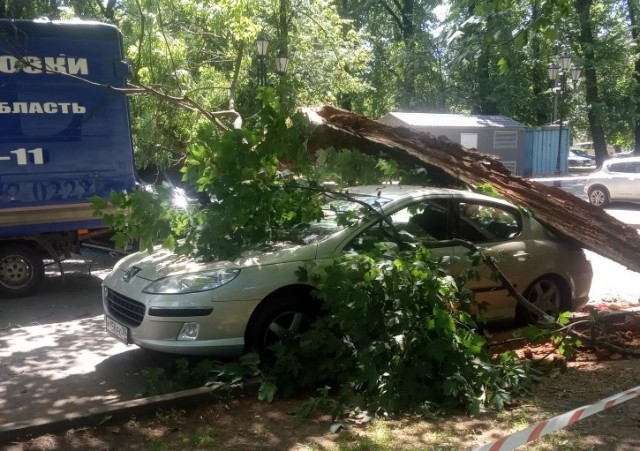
102 185 593 356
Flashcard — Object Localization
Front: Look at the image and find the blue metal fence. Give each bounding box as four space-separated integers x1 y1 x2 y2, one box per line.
523 126 570 177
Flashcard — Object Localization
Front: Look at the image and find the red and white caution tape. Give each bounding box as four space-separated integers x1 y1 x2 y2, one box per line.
473 385 640 451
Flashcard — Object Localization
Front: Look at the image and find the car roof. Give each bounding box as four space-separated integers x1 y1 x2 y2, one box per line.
342 184 514 206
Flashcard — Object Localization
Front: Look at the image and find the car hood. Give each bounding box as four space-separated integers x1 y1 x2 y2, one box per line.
113 241 319 280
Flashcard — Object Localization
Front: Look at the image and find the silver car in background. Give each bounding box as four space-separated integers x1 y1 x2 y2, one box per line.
585 156 640 206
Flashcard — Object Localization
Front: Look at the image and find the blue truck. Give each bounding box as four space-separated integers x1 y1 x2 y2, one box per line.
0 19 136 297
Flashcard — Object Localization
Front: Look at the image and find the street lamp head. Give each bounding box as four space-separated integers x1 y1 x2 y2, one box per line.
256 33 269 57
571 65 582 84
548 62 559 83
275 49 289 75
560 52 572 71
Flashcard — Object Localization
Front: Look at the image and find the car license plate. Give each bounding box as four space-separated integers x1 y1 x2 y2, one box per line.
106 316 129 344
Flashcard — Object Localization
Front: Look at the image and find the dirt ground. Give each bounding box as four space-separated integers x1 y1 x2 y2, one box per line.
4 304 640 451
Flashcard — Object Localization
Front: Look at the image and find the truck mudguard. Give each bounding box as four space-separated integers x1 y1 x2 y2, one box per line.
0 19 136 237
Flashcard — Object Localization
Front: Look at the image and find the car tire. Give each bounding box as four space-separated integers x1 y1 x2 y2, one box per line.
516 275 569 324
0 244 44 298
246 293 320 353
587 186 610 207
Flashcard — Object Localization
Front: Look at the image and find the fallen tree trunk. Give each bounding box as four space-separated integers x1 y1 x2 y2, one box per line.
306 106 640 273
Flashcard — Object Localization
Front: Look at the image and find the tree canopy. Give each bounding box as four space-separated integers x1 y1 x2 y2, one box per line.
3 0 639 164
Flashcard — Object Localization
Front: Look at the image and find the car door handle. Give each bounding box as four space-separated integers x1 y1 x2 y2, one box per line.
513 251 530 260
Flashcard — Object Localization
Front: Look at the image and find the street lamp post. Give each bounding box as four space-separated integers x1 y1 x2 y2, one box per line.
256 34 269 87
548 52 581 184
274 49 290 107
255 36 290 87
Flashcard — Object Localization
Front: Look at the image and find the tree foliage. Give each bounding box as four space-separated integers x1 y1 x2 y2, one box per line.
268 244 530 415
93 88 323 257
6 0 640 154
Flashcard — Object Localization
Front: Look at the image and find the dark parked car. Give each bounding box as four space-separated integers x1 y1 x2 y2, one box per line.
569 149 595 166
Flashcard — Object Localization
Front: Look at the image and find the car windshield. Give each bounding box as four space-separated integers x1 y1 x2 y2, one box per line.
276 193 394 245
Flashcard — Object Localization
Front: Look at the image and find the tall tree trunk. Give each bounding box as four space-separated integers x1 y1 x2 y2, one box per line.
464 1 497 115
575 0 608 165
279 0 289 52
474 47 499 114
379 0 417 109
5 0 27 18
104 0 117 21
277 0 290 109
530 0 550 125
400 0 416 109
627 0 640 154
48 0 59 19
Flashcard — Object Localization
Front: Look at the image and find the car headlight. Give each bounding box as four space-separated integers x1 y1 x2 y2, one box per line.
142 269 240 294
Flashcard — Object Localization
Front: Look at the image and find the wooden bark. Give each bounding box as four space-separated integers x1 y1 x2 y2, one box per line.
306 106 640 273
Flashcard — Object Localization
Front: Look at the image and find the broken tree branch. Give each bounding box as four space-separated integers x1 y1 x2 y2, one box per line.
306 106 640 273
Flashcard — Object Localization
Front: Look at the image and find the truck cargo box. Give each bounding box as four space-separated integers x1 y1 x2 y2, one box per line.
0 19 136 237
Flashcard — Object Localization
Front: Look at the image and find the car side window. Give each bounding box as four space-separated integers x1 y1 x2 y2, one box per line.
456 202 521 243
401 200 450 241
344 200 449 252
609 162 628 173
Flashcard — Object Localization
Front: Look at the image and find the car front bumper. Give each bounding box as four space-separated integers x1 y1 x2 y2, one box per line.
102 270 260 356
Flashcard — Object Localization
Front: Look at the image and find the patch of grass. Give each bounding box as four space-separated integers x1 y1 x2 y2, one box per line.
325 420 444 451
146 438 166 451
178 429 219 448
152 408 187 425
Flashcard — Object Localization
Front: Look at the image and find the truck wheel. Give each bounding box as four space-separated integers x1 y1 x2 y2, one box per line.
0 245 44 298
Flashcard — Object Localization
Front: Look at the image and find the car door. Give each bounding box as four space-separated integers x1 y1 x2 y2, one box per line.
341 197 497 320
432 199 535 323
341 197 455 254
340 196 537 323
616 161 640 200
605 161 638 200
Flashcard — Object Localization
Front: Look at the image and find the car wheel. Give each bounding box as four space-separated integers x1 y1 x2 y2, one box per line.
246 294 319 353
0 244 44 298
588 186 610 207
517 275 569 324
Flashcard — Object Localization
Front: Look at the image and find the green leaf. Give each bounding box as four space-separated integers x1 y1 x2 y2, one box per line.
497 57 509 75
556 311 571 326
258 380 277 403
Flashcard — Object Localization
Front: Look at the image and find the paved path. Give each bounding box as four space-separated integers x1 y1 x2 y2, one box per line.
586 250 640 305
0 252 180 429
